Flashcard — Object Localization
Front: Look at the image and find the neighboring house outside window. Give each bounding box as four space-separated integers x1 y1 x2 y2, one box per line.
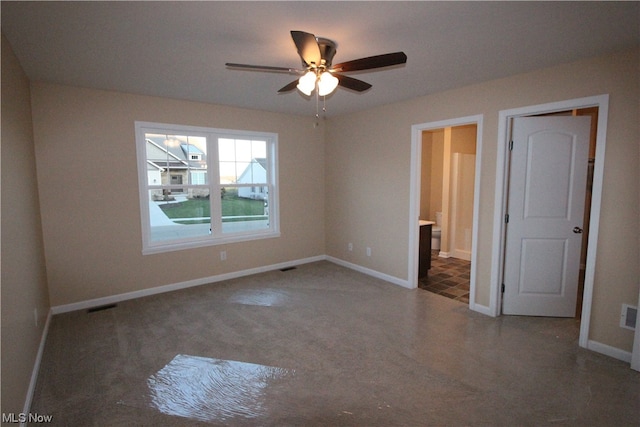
237 158 268 200
135 122 279 254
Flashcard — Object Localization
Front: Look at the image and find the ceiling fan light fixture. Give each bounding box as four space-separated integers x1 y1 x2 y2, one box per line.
297 70 316 96
317 71 339 96
228 30 407 114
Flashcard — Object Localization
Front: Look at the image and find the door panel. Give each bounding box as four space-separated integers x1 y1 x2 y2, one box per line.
519 238 567 295
524 134 574 218
503 116 590 317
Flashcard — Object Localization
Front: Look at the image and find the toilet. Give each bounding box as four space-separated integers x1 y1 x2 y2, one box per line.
431 212 442 251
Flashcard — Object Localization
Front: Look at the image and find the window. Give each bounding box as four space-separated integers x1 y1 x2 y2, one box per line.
135 122 279 254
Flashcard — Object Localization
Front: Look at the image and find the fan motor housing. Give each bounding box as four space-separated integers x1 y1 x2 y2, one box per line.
316 37 337 68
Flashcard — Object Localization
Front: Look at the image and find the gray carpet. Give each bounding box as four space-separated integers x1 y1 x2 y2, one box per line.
30 261 639 426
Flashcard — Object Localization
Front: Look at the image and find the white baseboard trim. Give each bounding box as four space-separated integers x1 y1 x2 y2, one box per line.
51 255 326 314
50 255 413 314
587 339 632 364
52 254 417 316
325 256 411 289
22 309 52 421
451 249 472 262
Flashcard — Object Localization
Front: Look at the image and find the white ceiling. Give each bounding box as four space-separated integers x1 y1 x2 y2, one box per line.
3 1 639 117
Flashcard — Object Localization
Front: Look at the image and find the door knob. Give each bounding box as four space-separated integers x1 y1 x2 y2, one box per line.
573 227 583 234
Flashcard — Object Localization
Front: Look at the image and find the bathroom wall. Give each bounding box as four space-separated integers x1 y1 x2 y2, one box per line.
420 125 476 258
451 125 476 155
419 129 444 221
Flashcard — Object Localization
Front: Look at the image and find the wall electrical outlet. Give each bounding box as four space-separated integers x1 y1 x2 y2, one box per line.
220 250 227 261
366 247 372 257
620 304 637 330
348 243 353 252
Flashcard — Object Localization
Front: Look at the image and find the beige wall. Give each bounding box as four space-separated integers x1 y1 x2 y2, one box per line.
1 34 51 415
326 48 639 352
430 133 443 220
30 83 325 306
4 38 638 415
451 124 477 154
420 129 444 221
421 124 477 241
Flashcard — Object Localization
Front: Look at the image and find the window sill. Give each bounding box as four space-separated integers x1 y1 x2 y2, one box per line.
142 231 281 255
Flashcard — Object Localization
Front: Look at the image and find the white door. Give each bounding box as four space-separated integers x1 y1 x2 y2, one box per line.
503 116 590 317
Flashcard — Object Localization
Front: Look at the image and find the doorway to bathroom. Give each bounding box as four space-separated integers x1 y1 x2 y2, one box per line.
409 115 483 307
421 125 476 260
419 125 476 302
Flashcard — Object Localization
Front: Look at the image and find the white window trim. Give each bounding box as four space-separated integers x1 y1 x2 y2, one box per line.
135 121 280 255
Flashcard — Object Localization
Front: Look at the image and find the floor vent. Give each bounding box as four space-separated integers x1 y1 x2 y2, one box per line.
280 266 297 272
87 303 117 313
620 304 637 330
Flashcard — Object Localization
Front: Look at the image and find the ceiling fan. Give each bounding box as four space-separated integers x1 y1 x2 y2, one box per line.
226 30 407 98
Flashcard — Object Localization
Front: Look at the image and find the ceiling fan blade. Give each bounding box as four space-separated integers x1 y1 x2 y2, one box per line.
335 74 372 92
278 80 299 93
331 52 407 73
291 30 321 67
226 63 300 74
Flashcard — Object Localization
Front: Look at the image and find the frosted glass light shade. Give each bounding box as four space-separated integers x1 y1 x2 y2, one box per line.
318 72 339 96
297 71 316 96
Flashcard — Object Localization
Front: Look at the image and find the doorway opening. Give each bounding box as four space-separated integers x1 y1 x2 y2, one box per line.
409 115 483 310
490 95 609 349
418 125 477 303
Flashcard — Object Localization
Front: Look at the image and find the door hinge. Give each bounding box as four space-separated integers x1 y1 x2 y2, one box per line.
509 140 514 151
504 213 509 223
501 283 505 293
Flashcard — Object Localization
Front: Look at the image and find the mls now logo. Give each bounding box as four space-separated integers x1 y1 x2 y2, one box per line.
2 413 53 423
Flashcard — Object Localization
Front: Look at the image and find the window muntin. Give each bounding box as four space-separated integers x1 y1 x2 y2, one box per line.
216 138 270 235
136 122 279 254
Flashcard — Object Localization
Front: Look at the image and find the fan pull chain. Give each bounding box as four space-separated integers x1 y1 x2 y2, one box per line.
313 90 320 127
313 85 329 128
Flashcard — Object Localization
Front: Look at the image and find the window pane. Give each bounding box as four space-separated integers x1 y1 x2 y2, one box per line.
220 186 269 234
235 139 252 162
218 138 269 184
219 161 236 184
145 134 187 186
145 133 208 187
243 158 268 184
252 140 267 157
218 138 236 161
235 162 250 182
148 189 211 242
183 136 208 185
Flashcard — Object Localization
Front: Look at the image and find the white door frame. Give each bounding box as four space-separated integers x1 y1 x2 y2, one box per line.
409 114 484 313
490 94 609 349
632 286 640 371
